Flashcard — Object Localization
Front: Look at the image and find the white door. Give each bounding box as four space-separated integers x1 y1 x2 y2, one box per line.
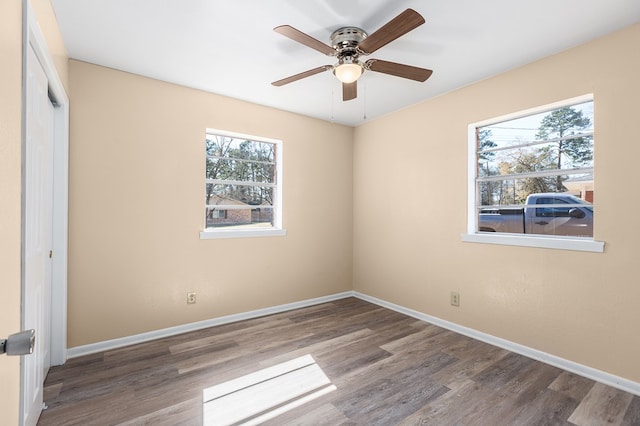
23 45 54 426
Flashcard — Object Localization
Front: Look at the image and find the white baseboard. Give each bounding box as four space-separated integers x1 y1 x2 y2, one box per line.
67 290 640 397
354 291 640 397
67 291 355 358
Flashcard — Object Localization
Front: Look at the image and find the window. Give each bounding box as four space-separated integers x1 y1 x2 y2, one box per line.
210 210 227 219
463 95 604 252
200 129 285 239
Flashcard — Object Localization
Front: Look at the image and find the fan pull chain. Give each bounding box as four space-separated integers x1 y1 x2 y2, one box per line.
363 79 367 120
330 87 335 123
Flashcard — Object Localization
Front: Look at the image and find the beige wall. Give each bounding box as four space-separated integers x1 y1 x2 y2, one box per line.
354 24 640 382
0 2 25 423
0 0 68 422
67 60 354 346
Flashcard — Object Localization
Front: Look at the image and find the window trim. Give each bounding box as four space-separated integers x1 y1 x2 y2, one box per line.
200 128 286 240
462 94 604 253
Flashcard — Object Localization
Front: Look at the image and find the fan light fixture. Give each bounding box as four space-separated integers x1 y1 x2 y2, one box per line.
333 62 363 84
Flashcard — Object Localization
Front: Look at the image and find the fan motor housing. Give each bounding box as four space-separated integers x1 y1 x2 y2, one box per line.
330 27 367 55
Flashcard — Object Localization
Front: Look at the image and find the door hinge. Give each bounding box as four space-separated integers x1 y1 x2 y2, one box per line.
49 250 53 258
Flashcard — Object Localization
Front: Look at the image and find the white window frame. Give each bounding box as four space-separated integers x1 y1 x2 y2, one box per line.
461 94 604 253
200 129 286 240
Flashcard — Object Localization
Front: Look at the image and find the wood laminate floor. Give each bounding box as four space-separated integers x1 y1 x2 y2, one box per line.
38 298 640 425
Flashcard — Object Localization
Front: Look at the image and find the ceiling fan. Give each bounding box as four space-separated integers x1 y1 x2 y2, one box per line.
272 8 433 102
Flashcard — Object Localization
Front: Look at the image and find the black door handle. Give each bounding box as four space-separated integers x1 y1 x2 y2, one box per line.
535 221 549 225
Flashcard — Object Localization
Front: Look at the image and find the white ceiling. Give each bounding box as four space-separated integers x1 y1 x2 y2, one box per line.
51 0 640 126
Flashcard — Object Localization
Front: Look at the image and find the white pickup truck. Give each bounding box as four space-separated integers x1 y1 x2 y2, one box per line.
478 193 593 237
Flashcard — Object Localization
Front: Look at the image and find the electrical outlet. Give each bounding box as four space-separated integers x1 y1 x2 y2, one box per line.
450 291 460 307
187 292 196 304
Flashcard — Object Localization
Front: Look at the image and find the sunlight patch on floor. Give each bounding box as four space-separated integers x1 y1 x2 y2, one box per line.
203 354 336 425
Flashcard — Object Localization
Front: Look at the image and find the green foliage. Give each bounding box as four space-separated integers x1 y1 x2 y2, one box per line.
477 129 500 205
536 107 592 145
536 106 593 190
478 129 497 162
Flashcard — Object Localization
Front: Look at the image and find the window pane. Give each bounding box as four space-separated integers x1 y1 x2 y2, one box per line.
478 137 593 178
205 206 274 229
206 135 275 162
478 101 594 152
477 206 593 237
478 173 592 207
206 157 275 184
205 184 274 207
473 99 594 239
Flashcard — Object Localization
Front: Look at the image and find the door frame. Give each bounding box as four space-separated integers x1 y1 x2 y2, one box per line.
22 0 69 374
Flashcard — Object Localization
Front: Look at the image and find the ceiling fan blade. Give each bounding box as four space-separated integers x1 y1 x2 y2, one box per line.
343 82 357 101
358 9 425 54
274 25 336 56
272 66 332 86
365 59 433 82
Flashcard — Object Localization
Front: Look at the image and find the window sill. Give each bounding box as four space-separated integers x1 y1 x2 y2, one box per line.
461 232 604 253
200 228 287 240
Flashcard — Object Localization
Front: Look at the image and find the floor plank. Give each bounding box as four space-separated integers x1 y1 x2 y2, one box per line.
549 371 596 402
568 382 634 425
38 298 639 425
